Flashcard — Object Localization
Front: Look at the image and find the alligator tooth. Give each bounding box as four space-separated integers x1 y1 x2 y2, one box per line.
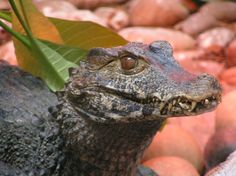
204 99 209 105
173 99 177 105
191 101 197 111
159 102 166 111
168 103 172 111
212 101 217 106
172 107 181 112
179 102 189 110
154 101 159 106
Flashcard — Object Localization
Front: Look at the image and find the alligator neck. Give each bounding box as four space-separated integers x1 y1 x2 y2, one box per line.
58 102 165 176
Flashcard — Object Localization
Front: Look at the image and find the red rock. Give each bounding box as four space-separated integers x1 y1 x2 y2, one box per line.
174 49 205 61
226 39 236 67
215 90 236 130
174 51 224 77
177 0 199 12
204 128 236 170
232 23 236 33
94 7 129 30
205 167 219 176
143 124 204 173
175 12 218 36
169 111 216 152
200 1 236 22
0 41 17 65
197 27 235 49
65 10 107 26
205 150 236 176
119 27 196 51
0 0 9 9
35 0 78 13
35 0 106 26
143 156 200 176
220 67 236 86
220 80 236 95
129 0 189 27
0 21 11 45
66 0 128 9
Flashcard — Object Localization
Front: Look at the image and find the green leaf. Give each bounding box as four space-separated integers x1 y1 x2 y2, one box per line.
2 0 127 91
43 40 88 64
50 18 128 49
10 0 76 91
11 0 63 44
13 35 78 91
0 11 128 49
35 40 78 90
12 31 86 90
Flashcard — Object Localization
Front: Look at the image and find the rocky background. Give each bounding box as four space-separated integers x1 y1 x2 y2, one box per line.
1 0 236 175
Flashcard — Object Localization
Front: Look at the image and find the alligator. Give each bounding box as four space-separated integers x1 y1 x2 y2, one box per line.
0 41 222 176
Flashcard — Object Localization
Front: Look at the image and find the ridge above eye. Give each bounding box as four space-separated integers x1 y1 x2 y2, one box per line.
120 56 137 70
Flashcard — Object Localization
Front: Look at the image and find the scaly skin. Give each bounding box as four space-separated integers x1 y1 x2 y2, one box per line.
0 41 221 176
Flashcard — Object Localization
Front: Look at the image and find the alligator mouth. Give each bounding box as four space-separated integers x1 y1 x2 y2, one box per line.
139 94 221 116
102 87 221 116
83 86 221 117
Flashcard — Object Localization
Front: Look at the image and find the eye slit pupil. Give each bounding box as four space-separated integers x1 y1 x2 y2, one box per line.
120 56 137 70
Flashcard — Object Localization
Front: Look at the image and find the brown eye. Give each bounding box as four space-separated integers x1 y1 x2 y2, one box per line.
120 56 137 70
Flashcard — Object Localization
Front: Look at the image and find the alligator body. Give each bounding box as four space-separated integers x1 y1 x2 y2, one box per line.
0 41 221 176
0 60 61 176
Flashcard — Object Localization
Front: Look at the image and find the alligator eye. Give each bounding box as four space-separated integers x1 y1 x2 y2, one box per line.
120 56 137 70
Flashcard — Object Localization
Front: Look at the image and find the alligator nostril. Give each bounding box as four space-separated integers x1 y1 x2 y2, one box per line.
198 73 211 79
197 73 222 92
211 78 222 91
149 41 161 52
149 41 173 55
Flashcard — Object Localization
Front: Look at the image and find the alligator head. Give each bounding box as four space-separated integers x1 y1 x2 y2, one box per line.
65 41 221 123
58 41 221 176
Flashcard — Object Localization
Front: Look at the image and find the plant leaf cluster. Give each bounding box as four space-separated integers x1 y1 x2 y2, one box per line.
0 0 127 91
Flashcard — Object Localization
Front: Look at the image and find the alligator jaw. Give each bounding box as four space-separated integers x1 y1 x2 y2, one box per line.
144 93 221 117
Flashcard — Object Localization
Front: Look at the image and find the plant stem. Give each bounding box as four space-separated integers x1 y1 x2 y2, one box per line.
0 11 12 22
8 0 33 39
0 20 30 47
